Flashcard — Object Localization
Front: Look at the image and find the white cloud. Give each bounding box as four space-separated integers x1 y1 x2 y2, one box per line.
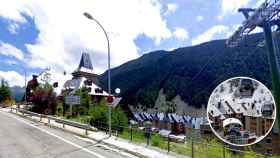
250 27 263 34
8 23 20 34
164 3 178 15
0 42 24 60
0 0 172 75
173 27 189 41
192 25 229 45
253 0 266 8
0 70 25 87
196 15 204 22
4 59 18 65
36 69 72 95
0 1 31 23
220 0 252 19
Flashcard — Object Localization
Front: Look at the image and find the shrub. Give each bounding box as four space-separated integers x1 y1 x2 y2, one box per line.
56 103 64 116
112 106 128 131
31 83 57 115
151 134 162 147
88 98 128 131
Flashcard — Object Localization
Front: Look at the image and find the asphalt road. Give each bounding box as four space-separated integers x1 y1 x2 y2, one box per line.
0 109 136 158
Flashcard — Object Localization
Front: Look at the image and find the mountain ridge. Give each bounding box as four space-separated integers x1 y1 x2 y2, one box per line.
98 33 275 110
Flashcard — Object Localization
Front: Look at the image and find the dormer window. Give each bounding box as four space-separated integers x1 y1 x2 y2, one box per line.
95 88 103 93
87 87 92 92
84 79 93 86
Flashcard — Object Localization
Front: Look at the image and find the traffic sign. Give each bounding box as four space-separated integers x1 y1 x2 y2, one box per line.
110 97 122 107
107 96 114 104
65 96 80 105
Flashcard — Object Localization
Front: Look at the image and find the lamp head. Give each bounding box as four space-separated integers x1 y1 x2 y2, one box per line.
84 12 93 20
115 88 121 94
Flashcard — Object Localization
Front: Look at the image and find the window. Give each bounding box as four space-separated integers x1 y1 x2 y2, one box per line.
266 137 272 144
266 148 272 155
95 88 103 93
84 79 93 86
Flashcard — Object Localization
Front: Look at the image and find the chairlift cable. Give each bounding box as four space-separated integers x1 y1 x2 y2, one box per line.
191 44 263 103
183 44 222 90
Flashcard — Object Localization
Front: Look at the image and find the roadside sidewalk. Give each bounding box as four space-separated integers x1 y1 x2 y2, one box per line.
5 107 189 158
86 131 188 158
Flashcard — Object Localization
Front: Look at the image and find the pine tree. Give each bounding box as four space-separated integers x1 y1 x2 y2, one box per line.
0 79 12 103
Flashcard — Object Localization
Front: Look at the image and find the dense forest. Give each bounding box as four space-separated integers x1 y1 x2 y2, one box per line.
98 33 279 109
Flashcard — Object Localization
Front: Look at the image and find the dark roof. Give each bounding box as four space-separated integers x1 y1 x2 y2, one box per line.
241 79 253 85
79 52 93 70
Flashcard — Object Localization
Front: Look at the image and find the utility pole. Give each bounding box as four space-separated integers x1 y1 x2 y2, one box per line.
226 1 280 132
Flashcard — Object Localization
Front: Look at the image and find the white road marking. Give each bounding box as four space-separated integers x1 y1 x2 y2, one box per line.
0 110 106 158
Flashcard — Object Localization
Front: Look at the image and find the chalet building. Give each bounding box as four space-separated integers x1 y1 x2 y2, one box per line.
132 112 205 136
133 112 144 126
252 126 279 155
200 117 212 134
238 78 255 98
169 113 185 135
183 115 193 134
152 113 164 129
244 115 274 137
71 53 98 84
208 83 276 144
162 113 172 131
62 52 109 103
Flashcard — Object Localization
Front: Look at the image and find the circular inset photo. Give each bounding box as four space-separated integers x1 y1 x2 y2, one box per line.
207 77 276 146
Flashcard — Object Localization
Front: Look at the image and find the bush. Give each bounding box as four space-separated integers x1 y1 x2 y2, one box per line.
112 107 128 131
88 102 108 127
88 98 128 131
56 103 64 116
31 84 57 115
75 87 91 109
151 134 162 147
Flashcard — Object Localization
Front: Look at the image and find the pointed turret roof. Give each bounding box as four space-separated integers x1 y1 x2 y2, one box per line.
72 52 97 80
78 52 93 70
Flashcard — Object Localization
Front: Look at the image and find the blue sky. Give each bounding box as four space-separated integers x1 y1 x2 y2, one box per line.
0 0 264 87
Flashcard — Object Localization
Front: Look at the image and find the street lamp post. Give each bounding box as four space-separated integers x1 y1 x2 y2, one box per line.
83 12 112 136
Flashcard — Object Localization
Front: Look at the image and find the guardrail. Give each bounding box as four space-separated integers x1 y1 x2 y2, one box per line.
9 107 271 158
10 107 95 135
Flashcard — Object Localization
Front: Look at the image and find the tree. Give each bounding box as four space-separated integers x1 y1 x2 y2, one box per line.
73 87 91 115
31 83 57 115
0 79 12 103
88 98 108 126
112 106 128 131
88 97 128 131
55 102 64 116
75 87 91 108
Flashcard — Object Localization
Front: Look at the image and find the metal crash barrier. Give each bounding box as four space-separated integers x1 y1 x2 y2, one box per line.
10 107 95 135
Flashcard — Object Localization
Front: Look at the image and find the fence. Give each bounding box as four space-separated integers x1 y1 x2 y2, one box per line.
93 122 269 158
10 107 271 158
